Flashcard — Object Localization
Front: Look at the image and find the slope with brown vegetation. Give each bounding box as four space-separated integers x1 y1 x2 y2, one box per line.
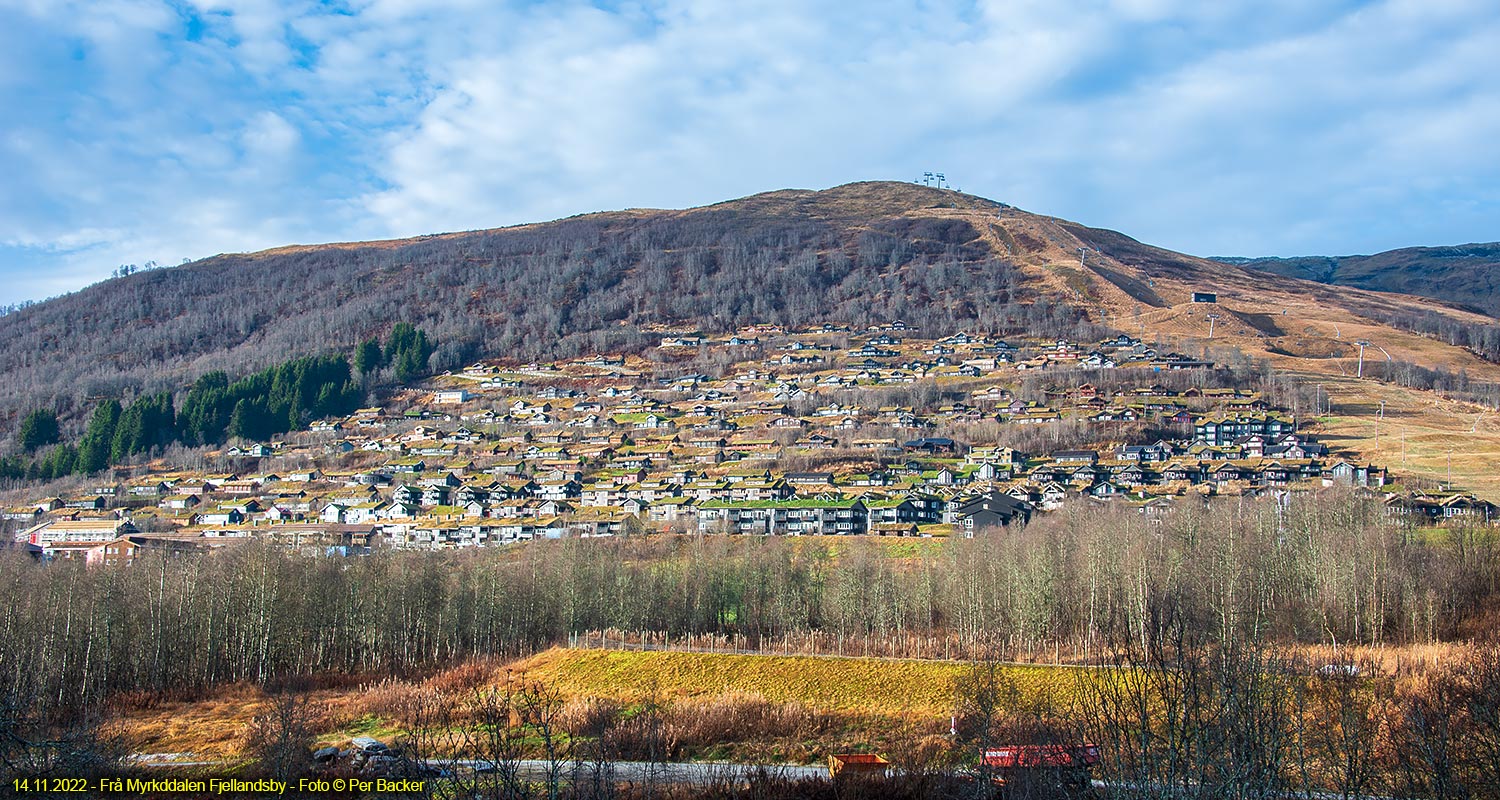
3 181 1493 435
1305 373 1500 497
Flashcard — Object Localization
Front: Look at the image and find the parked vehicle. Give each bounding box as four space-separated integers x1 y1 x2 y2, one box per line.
981 744 1099 792
828 753 890 779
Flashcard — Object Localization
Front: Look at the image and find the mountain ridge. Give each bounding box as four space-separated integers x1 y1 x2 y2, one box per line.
1216 242 1500 316
1 180 1496 435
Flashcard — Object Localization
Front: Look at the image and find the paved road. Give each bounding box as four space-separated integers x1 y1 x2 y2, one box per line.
130 754 828 786
133 754 1407 799
440 759 827 785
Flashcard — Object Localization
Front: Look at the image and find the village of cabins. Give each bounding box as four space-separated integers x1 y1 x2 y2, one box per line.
10 323 1491 566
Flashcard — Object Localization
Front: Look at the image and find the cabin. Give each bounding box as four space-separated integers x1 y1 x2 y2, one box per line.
952 491 1032 532
902 437 957 454
1053 450 1099 465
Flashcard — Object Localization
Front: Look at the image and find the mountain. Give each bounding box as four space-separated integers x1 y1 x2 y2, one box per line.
1 181 1497 433
1217 243 1500 317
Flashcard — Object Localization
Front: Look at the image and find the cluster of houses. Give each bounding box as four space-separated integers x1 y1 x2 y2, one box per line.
5 325 1492 564
652 327 1217 387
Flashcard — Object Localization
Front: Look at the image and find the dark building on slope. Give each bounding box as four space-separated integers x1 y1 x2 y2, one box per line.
952 490 1033 534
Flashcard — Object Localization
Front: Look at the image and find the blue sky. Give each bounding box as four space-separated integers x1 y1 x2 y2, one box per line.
1 0 1497 305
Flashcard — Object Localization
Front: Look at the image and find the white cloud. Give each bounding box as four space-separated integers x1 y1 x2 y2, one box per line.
0 0 1497 303
242 110 300 160
362 0 1120 235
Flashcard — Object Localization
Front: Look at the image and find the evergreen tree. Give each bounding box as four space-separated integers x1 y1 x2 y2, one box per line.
393 347 425 383
386 322 418 361
39 444 76 480
354 338 383 376
17 409 59 452
15 352 367 483
76 399 121 474
227 399 253 442
179 372 232 446
108 393 175 462
0 455 25 480
143 392 176 451
110 402 143 464
228 398 274 442
386 323 434 383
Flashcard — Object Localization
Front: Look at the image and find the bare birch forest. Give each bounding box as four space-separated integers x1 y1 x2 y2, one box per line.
2 491 1491 720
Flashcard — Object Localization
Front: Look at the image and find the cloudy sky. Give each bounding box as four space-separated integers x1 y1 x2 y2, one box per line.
1 0 1497 304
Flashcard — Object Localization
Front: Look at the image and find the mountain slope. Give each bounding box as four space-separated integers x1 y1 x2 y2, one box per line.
0 181 1495 433
1218 243 1500 316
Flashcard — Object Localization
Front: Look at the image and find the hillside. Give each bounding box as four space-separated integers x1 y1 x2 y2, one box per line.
1219 243 1500 316
2 180 1497 435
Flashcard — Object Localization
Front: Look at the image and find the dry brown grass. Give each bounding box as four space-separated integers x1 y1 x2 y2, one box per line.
105 641 1490 763
105 649 1006 760
669 692 838 747
1304 374 1500 498
421 657 505 694
1287 641 1470 675
115 683 271 758
505 648 982 716
355 676 425 725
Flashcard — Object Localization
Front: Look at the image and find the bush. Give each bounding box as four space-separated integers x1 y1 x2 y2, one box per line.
244 691 324 779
